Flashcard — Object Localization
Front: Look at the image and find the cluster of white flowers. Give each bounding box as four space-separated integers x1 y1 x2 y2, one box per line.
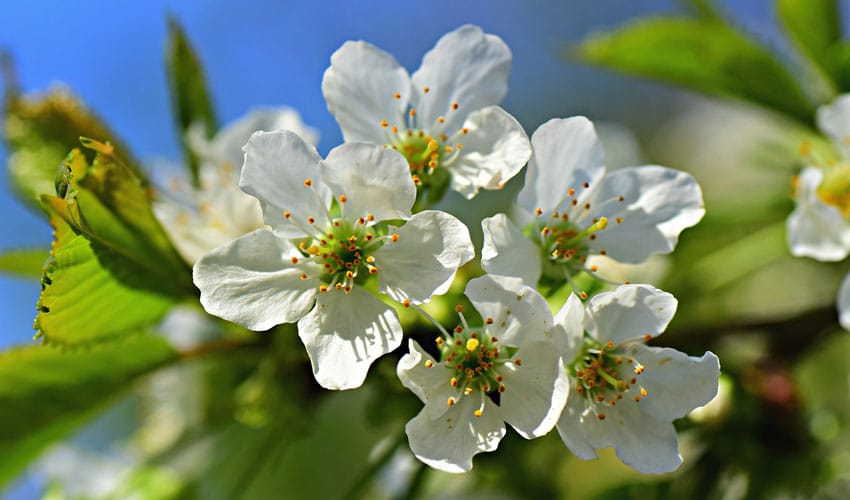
157 25 720 475
788 95 850 330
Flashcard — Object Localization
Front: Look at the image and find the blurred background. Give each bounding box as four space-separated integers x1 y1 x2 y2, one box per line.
3 1 850 498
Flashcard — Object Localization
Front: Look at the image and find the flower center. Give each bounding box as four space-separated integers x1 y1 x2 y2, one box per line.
569 334 650 421
378 88 469 204
420 307 522 418
284 183 399 294
816 164 850 216
527 181 625 296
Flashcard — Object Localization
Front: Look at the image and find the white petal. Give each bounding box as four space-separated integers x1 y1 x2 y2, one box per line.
557 392 601 461
499 340 568 439
447 106 531 199
411 25 511 133
839 272 850 330
480 213 541 287
376 210 474 303
553 293 586 360
397 339 456 420
787 167 850 261
585 285 677 344
197 107 319 169
193 229 319 330
587 166 705 263
817 94 850 159
576 397 683 474
517 117 606 214
465 274 553 345
239 130 331 238
321 143 415 221
322 40 412 143
405 395 506 473
297 287 402 390
624 345 720 421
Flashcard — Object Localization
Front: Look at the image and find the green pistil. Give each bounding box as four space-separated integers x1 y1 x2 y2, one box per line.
817 164 850 216
302 216 382 289
568 334 647 414
438 328 516 396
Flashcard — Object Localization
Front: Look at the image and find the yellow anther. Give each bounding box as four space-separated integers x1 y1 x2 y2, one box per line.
438 116 445 124
394 92 401 100
423 86 430 93
464 387 473 396
307 217 315 224
447 397 455 406
391 126 398 134
403 298 411 307
466 338 480 352
444 145 453 153
307 245 319 255
597 217 608 230
300 273 308 280
450 377 458 387
283 211 292 219
380 120 388 128
319 285 329 292
451 102 458 110
391 233 399 242
409 108 416 117
640 387 648 396
456 143 463 150
424 359 434 368
473 409 483 418
304 178 312 187
366 256 375 264
339 195 347 203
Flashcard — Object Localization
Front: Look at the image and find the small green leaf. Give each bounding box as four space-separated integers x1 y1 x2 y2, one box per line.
3 88 142 211
0 248 49 279
35 199 180 344
165 17 218 185
576 17 814 124
0 335 178 487
776 0 841 89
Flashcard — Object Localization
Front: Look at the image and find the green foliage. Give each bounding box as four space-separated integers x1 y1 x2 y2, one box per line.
164 17 218 186
0 248 49 279
776 0 841 89
35 143 191 344
576 17 814 124
3 87 142 211
0 335 177 487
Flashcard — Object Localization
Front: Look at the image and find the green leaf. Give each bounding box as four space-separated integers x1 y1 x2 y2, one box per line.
3 87 142 211
776 0 841 88
35 197 180 344
576 18 815 124
164 17 218 185
0 248 49 279
0 335 178 487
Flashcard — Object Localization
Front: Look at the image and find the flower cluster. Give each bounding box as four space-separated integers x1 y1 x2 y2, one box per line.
172 25 719 474
788 94 850 329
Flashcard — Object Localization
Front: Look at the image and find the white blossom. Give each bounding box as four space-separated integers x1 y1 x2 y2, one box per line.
481 117 704 293
397 275 568 472
555 285 720 474
193 131 473 390
322 25 531 201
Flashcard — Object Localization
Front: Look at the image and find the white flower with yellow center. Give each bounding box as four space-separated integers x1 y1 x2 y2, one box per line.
397 275 569 473
555 285 720 474
788 95 850 261
155 108 319 264
193 130 474 390
788 94 850 330
481 117 704 295
321 25 531 204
